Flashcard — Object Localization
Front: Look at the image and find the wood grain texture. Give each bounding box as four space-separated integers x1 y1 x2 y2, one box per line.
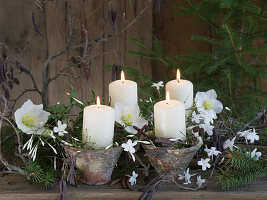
0 0 152 107
152 0 211 81
0 173 266 200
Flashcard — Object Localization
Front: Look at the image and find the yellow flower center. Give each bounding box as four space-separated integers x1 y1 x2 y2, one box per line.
22 112 38 127
121 110 137 126
203 99 213 110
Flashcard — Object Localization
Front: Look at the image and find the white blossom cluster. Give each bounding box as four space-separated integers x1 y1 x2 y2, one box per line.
192 89 223 136
15 99 69 161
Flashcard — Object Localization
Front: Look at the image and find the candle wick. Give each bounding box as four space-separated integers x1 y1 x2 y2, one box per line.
177 80 180 83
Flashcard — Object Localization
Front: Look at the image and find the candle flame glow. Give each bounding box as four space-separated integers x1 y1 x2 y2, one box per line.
121 71 125 83
96 96 101 108
166 91 170 105
176 69 180 82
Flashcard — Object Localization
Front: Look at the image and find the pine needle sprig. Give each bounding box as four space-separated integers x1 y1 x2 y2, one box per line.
217 148 266 189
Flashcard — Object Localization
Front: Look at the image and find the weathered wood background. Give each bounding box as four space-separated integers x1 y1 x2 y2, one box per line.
0 0 215 107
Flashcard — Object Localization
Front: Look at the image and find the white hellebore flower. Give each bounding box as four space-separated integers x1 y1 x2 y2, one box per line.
151 81 164 91
15 99 50 135
197 158 211 171
121 139 138 162
53 120 68 136
223 136 236 150
115 103 147 134
204 146 221 160
196 175 206 188
247 148 262 161
178 168 196 185
195 89 223 114
129 171 138 186
199 123 214 136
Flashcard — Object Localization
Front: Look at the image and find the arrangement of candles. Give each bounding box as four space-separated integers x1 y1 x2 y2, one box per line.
82 69 193 148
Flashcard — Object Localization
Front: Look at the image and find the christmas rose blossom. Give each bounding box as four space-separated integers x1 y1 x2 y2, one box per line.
195 89 223 114
15 99 50 135
115 103 147 134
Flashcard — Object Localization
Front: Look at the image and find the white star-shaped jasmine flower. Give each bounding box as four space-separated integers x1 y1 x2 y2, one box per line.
115 103 147 134
204 146 221 160
191 111 202 124
121 139 138 162
197 158 211 171
238 129 259 144
178 168 196 184
246 129 259 143
196 175 206 188
199 123 214 136
223 136 236 150
247 148 262 161
53 120 68 136
151 81 164 91
129 171 138 186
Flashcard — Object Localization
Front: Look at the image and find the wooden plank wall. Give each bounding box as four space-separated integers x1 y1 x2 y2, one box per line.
0 0 152 107
152 0 211 81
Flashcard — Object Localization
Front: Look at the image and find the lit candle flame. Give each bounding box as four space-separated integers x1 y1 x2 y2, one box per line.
96 96 101 108
176 69 180 82
166 91 170 105
121 70 125 83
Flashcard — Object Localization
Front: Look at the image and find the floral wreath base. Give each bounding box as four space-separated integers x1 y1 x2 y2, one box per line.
64 146 123 185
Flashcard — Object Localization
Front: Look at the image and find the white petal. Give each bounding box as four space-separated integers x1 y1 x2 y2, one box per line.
134 117 148 129
212 100 223 113
206 89 217 100
125 126 138 134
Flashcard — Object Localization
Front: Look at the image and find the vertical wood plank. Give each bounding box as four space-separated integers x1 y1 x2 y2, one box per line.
0 0 47 106
152 0 211 81
66 0 104 105
125 0 153 77
103 0 126 104
45 0 68 105
125 0 153 98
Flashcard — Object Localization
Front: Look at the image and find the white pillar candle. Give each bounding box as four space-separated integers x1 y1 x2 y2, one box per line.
109 71 138 107
82 97 115 148
154 91 186 140
166 69 193 116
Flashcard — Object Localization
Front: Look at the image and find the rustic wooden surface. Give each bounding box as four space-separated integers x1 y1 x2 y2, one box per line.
0 0 152 107
0 173 266 200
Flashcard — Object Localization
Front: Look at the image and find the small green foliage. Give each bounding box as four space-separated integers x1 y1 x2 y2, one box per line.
24 161 59 189
217 148 266 189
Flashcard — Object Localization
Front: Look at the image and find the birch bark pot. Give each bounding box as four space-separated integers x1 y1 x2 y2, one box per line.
142 138 202 176
65 146 122 185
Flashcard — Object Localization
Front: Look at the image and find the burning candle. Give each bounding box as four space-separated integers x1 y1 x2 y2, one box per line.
154 91 186 139
82 96 115 148
166 69 193 116
109 71 138 107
